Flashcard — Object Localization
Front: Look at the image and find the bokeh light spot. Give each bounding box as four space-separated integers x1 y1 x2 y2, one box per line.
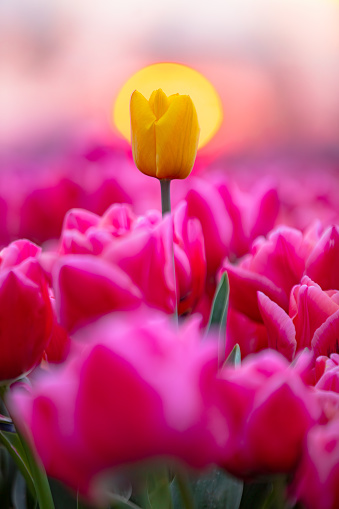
113 63 223 149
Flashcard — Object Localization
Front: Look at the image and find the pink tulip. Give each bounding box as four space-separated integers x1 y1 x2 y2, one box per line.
257 277 339 362
44 293 71 363
0 239 53 380
290 277 339 350
217 176 279 258
0 195 9 248
225 307 268 359
315 354 339 385
306 225 339 291
19 178 84 243
222 223 339 358
185 178 232 274
8 311 221 501
50 202 206 319
222 226 313 322
291 417 339 509
216 350 321 477
54 255 142 331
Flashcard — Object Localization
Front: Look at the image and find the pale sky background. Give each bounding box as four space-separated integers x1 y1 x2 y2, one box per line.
1 0 339 154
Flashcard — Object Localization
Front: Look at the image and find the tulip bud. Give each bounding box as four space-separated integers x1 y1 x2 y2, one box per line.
130 89 200 180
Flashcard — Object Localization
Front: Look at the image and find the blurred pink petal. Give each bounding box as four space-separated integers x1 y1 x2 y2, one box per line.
54 255 142 331
257 291 296 361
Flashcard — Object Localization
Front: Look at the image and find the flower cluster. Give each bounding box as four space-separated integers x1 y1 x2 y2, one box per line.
0 89 339 509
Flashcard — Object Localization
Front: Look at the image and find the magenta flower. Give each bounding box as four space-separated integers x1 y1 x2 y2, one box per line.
54 255 142 332
257 276 339 362
223 223 339 358
216 175 279 258
185 178 232 274
47 201 206 323
291 417 339 509
8 311 221 501
43 292 71 363
306 225 339 291
216 350 321 477
223 226 316 321
0 239 53 381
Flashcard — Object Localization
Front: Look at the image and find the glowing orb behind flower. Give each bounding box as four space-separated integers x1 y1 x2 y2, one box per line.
113 63 223 149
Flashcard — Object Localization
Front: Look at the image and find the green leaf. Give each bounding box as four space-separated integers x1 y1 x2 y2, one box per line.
207 273 229 333
192 468 243 509
225 344 241 367
0 431 35 498
171 467 243 509
109 494 144 509
0 447 13 508
206 273 230 367
148 468 172 509
12 471 27 509
17 433 55 509
239 480 273 509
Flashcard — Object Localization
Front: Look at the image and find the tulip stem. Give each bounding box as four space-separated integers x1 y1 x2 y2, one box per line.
160 179 171 216
174 470 194 509
18 432 56 509
160 179 178 322
0 386 55 509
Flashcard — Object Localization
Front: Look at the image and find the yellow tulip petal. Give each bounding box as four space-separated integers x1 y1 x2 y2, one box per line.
149 89 169 120
130 90 157 177
155 95 200 179
114 63 222 149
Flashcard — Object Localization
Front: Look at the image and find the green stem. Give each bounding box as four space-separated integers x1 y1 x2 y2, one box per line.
19 433 55 509
160 179 171 217
0 386 55 509
160 179 178 322
262 476 287 509
109 494 144 509
175 470 194 509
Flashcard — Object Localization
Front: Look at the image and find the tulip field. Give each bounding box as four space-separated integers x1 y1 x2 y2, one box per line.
0 84 339 509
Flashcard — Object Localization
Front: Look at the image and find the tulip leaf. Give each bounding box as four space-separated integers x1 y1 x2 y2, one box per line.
0 430 35 498
206 273 230 367
12 471 28 509
225 344 241 367
109 493 145 509
239 480 273 509
192 468 243 509
171 467 243 509
207 273 229 333
147 467 172 509
148 477 172 509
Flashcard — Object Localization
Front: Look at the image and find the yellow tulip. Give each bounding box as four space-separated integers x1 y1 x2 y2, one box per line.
130 88 200 180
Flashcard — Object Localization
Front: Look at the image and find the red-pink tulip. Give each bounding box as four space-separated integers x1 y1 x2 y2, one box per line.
0 240 53 380
306 226 339 291
50 202 206 318
258 277 339 362
216 350 321 477
291 418 339 509
8 311 221 501
217 176 279 258
54 255 142 331
222 223 339 358
185 178 232 274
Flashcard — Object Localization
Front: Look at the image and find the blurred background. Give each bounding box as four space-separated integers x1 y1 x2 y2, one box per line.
1 0 339 157
0 0 339 248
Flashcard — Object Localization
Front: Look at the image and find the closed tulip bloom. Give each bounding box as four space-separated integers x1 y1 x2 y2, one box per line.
0 239 53 381
130 89 200 180
8 310 222 501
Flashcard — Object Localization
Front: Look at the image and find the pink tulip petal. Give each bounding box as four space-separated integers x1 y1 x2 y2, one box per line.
257 291 296 361
223 263 288 322
306 226 339 290
311 309 339 359
54 255 142 331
